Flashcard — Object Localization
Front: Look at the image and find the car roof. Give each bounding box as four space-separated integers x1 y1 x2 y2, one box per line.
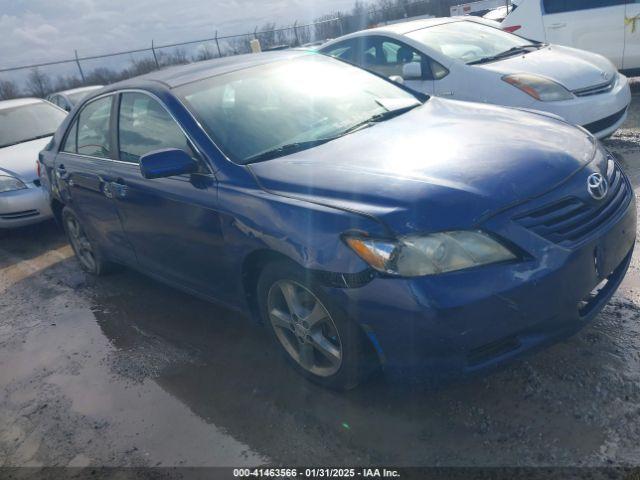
0 97 45 110
112 50 310 90
355 16 459 36
55 85 103 96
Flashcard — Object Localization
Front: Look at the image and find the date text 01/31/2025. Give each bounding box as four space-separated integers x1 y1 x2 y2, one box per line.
232 468 401 478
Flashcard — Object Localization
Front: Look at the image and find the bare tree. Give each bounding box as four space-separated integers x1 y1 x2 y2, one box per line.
256 22 277 49
194 44 217 62
226 36 251 55
161 48 189 66
26 68 51 98
86 67 123 85
0 79 20 100
313 14 343 42
53 75 83 92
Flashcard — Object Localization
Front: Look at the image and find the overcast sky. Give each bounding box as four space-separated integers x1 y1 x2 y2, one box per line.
0 0 357 70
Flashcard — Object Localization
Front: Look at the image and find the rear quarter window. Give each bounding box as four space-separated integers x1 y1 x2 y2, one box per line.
543 0 625 14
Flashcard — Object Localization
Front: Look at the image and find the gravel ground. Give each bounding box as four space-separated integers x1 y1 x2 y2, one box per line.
1 91 640 472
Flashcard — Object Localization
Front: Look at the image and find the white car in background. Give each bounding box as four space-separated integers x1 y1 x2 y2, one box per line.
0 98 66 228
320 17 631 138
502 0 640 73
483 5 515 23
46 85 103 112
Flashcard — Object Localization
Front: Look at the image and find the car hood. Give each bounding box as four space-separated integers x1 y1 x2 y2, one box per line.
478 44 617 91
0 137 51 182
248 98 595 235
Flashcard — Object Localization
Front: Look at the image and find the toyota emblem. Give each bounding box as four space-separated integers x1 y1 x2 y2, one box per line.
587 173 608 200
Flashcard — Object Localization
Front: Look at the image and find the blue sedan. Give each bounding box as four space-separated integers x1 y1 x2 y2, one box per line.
40 51 636 389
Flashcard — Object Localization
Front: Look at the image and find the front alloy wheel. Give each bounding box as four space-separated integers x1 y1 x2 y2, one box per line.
258 261 377 389
268 280 342 377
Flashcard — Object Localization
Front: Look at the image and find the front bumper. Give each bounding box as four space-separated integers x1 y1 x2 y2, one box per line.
0 184 53 229
327 167 637 380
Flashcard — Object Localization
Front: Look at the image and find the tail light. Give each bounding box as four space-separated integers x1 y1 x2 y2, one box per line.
36 160 41 178
503 25 522 33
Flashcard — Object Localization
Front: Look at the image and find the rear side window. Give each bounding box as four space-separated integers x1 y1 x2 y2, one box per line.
62 121 78 153
76 96 113 158
117 92 196 164
543 0 624 14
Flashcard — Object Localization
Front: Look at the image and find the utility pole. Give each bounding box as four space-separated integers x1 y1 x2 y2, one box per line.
151 40 160 69
214 30 221 57
74 50 85 83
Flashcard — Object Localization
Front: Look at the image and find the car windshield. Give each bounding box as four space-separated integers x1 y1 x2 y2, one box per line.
406 20 537 65
175 54 422 164
0 102 66 149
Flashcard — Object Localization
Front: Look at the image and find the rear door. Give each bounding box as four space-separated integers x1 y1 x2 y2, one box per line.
109 91 230 299
54 94 135 264
542 0 626 68
625 0 640 70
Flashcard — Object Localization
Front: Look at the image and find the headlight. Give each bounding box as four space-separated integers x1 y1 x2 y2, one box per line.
503 74 574 102
0 175 27 193
345 231 517 277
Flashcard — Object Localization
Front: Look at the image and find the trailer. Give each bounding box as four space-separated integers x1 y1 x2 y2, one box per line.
450 0 510 17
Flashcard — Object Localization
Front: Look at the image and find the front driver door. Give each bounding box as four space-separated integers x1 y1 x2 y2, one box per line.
109 91 230 300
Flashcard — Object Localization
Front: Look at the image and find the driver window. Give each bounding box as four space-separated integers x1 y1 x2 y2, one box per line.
118 92 197 164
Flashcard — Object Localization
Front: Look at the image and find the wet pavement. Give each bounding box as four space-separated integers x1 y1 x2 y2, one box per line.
1 95 640 469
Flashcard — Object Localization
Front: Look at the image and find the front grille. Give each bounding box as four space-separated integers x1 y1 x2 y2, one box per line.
573 79 615 97
582 107 627 135
515 162 631 247
0 210 39 220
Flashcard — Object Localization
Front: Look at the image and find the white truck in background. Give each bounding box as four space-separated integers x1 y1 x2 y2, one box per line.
502 0 640 73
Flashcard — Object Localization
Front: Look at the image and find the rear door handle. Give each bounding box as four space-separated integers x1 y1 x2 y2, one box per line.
549 22 567 29
56 164 69 180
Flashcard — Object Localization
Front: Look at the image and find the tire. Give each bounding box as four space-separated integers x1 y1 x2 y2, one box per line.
61 206 115 276
257 260 377 390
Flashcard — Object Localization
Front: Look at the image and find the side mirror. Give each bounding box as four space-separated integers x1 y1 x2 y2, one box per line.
389 75 405 85
402 62 423 81
139 148 198 179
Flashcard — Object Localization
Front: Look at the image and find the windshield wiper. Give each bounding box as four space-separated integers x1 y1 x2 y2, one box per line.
0 133 53 149
468 45 540 65
245 139 341 163
245 103 422 164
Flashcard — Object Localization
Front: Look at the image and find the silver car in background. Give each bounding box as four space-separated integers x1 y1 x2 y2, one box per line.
46 85 103 112
0 98 66 228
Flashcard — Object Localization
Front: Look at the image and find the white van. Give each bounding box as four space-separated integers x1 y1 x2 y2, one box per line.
502 0 640 73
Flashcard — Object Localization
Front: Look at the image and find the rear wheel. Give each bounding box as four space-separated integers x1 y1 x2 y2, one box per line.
257 261 377 389
62 207 114 276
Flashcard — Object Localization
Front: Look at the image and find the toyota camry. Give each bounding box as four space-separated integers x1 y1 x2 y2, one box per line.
40 51 636 389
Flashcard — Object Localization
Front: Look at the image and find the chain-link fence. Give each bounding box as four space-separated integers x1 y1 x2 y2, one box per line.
0 0 462 100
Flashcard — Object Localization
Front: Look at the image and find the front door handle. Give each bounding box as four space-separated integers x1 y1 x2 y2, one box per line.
111 178 129 199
